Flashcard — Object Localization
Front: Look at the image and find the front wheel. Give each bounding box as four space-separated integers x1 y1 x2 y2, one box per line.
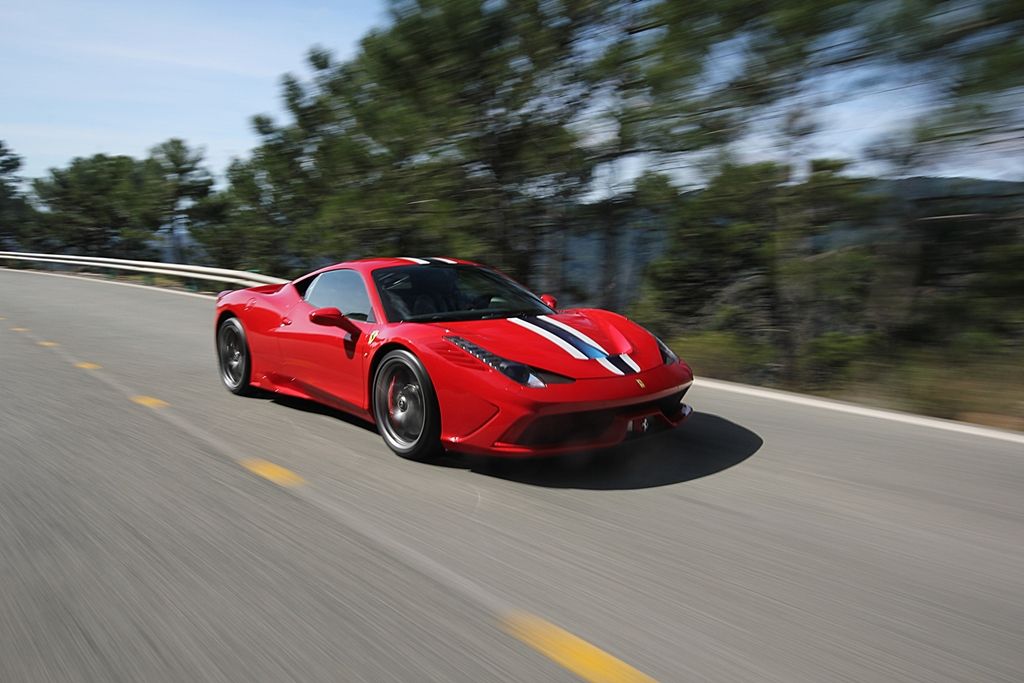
372 350 442 461
217 316 254 395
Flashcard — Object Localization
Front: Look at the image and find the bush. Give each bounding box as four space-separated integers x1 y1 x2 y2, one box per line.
801 332 878 384
667 331 776 382
887 351 1024 419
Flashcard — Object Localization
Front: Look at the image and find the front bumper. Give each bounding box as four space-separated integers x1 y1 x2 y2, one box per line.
441 362 694 457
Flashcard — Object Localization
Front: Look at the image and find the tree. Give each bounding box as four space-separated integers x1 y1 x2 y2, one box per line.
0 141 36 248
863 0 1024 170
217 0 606 281
32 155 164 256
189 157 295 273
145 139 213 261
637 159 887 383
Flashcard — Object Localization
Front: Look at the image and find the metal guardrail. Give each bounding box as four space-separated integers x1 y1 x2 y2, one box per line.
0 251 288 288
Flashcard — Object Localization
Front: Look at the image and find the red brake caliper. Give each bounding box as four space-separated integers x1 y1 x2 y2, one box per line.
387 376 399 427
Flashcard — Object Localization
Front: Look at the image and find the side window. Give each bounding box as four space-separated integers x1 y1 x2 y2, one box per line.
304 270 375 322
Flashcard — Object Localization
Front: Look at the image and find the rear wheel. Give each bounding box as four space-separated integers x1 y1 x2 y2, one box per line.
217 317 254 395
372 350 442 461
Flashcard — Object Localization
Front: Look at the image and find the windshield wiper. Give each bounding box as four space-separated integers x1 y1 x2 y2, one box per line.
402 312 462 322
475 309 538 319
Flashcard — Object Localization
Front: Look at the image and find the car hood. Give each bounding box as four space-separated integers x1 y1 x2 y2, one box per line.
428 310 661 380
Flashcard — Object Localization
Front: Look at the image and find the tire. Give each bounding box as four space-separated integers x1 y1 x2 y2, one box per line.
372 349 442 461
217 316 254 396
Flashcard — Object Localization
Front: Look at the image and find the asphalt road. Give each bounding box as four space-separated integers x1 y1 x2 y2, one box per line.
1 267 1022 683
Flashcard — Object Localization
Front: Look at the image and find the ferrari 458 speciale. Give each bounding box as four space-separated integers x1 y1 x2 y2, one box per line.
215 257 693 460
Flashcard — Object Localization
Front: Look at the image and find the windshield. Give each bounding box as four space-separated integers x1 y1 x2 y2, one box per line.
372 264 552 322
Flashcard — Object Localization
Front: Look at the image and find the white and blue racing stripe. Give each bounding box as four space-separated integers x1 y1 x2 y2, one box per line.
620 354 641 373
512 315 643 375
509 317 588 359
602 355 637 375
538 315 609 354
520 316 606 359
596 357 626 376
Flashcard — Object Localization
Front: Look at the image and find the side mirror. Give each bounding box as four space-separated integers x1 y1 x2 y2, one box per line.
309 307 353 329
540 294 558 310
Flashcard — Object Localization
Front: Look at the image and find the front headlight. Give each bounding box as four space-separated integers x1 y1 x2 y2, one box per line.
655 336 679 365
445 336 572 388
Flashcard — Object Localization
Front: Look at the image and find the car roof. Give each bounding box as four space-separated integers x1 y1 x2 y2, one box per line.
296 257 482 281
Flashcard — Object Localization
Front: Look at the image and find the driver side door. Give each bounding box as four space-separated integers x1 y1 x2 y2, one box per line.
277 269 377 415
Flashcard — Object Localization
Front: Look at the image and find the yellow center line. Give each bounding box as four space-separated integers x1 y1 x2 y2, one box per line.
501 612 658 683
37 341 60 347
240 459 305 487
132 395 169 409
10 327 29 332
75 362 102 370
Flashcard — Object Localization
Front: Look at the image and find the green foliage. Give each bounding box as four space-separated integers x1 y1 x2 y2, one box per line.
667 331 777 381
634 155 1022 400
861 1 1024 170
32 154 164 256
210 0 617 276
640 162 787 324
0 141 37 247
146 139 212 223
802 332 878 383
867 349 1024 421
27 139 215 259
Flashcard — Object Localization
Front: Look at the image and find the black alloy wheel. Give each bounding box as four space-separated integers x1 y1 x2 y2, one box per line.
372 349 441 461
217 317 253 395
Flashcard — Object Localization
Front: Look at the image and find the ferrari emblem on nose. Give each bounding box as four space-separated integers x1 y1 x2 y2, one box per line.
636 379 646 389
368 330 379 344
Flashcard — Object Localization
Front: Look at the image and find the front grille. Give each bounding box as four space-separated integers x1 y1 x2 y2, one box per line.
511 386 689 447
515 410 615 447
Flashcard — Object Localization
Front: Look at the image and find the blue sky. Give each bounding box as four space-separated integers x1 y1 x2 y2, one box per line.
1 0 387 179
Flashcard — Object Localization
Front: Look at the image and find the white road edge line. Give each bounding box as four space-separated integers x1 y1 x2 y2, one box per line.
696 377 1024 445
0 267 216 300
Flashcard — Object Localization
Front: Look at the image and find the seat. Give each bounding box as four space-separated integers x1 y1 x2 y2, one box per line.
412 295 438 316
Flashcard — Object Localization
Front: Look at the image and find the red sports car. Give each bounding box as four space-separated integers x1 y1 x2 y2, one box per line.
215 257 693 460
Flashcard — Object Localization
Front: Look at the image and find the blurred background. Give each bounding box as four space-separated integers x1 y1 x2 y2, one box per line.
2 0 1022 426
